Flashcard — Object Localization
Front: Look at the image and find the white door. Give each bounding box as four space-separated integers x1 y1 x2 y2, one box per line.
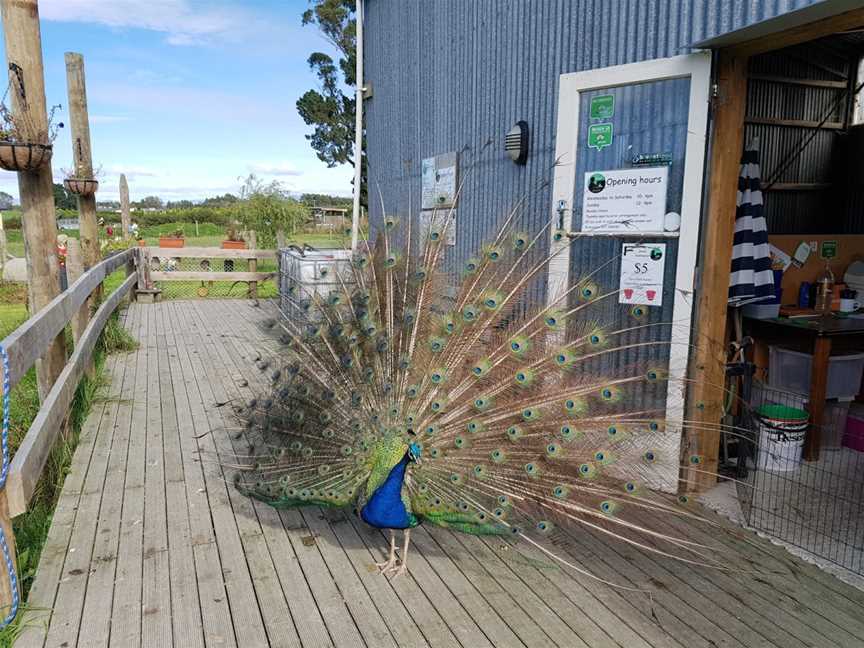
547 53 712 489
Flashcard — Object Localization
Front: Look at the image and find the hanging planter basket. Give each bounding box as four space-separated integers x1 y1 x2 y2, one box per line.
63 177 99 197
0 141 52 171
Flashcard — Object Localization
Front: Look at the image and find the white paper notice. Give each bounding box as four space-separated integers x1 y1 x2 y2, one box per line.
619 243 666 307
582 167 669 233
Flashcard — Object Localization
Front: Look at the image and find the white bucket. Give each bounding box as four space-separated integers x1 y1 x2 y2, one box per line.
756 405 809 473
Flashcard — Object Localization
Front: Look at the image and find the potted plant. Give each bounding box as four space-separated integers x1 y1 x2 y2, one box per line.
158 228 185 248
0 101 63 172
62 165 101 197
221 224 246 250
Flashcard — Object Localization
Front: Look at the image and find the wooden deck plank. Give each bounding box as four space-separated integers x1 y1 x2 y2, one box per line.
40 351 127 648
158 302 207 648
140 304 173 648
165 301 236 648
77 341 139 648
109 302 149 648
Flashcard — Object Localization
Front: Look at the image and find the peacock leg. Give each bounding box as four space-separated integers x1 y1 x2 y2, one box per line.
376 529 398 571
387 529 411 578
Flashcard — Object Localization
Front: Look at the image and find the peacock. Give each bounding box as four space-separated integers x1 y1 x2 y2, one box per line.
232 198 746 582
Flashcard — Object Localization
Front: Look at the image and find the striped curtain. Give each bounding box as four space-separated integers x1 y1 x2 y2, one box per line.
728 145 774 305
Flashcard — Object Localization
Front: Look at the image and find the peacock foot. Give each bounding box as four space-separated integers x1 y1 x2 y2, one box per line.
375 556 398 572
381 561 407 578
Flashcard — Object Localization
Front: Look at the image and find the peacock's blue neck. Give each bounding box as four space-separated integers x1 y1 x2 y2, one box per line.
360 452 417 530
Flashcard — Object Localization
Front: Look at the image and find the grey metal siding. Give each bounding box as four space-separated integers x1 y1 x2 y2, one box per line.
364 0 821 265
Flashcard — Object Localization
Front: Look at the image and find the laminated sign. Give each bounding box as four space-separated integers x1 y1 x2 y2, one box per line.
581 167 668 232
619 243 666 307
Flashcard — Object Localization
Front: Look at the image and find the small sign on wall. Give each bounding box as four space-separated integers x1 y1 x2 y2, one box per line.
421 152 459 210
581 167 669 232
619 243 666 307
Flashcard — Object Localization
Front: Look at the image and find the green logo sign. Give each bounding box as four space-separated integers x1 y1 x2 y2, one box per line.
820 240 838 259
587 123 613 151
590 94 615 120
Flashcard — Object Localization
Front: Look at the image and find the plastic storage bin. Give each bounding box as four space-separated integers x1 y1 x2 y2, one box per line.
768 346 864 400
279 248 354 321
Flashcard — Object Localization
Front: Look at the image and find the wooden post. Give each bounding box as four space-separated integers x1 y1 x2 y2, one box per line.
119 173 130 241
64 53 101 298
2 0 67 402
248 230 258 299
683 51 748 492
64 239 86 342
0 0 66 616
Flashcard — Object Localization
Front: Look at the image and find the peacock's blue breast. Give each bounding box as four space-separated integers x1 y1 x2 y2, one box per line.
361 456 417 530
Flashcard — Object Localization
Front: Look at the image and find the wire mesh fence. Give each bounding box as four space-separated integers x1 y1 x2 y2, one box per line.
147 252 278 300
733 381 864 574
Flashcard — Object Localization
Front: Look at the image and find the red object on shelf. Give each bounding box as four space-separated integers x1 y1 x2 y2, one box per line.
158 237 185 248
842 414 864 452
221 240 247 250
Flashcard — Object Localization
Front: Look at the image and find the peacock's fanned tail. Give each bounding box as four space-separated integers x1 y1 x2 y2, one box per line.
234 203 747 579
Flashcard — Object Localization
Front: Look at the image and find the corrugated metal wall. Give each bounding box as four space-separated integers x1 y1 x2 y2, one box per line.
364 0 821 260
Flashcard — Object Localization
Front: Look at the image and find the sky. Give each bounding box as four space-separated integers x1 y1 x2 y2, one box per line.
0 0 354 203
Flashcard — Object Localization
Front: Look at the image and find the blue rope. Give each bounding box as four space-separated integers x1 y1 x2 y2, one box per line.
0 344 19 628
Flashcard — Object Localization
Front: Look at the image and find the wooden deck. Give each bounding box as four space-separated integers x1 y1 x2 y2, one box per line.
15 299 864 648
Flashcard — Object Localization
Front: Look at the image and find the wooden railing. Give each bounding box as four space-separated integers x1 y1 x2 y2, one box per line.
137 245 277 299
1 248 136 516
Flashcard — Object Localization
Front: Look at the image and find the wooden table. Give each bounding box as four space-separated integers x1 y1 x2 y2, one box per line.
745 314 864 461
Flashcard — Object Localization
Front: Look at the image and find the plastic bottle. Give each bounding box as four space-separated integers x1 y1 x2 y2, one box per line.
815 263 834 314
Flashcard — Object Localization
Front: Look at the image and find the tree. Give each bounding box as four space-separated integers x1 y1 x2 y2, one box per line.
297 0 365 204
135 195 164 210
0 191 14 210
166 199 194 209
53 183 76 210
237 173 308 248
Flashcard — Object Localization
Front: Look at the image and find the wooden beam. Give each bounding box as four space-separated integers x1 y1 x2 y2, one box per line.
747 73 848 89
684 52 749 492
744 116 845 130
119 173 130 241
0 249 132 392
7 272 137 517
763 182 832 191
150 271 273 282
729 8 864 58
142 246 277 260
1 0 67 403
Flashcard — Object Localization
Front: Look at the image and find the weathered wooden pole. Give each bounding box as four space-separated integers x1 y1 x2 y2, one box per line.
64 239 86 343
119 173 130 240
64 53 101 287
2 0 67 400
0 0 65 617
247 230 258 299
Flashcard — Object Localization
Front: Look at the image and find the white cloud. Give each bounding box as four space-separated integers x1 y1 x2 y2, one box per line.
39 0 260 47
248 162 303 177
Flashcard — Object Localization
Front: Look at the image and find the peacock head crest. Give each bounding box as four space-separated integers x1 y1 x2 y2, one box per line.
408 442 422 463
